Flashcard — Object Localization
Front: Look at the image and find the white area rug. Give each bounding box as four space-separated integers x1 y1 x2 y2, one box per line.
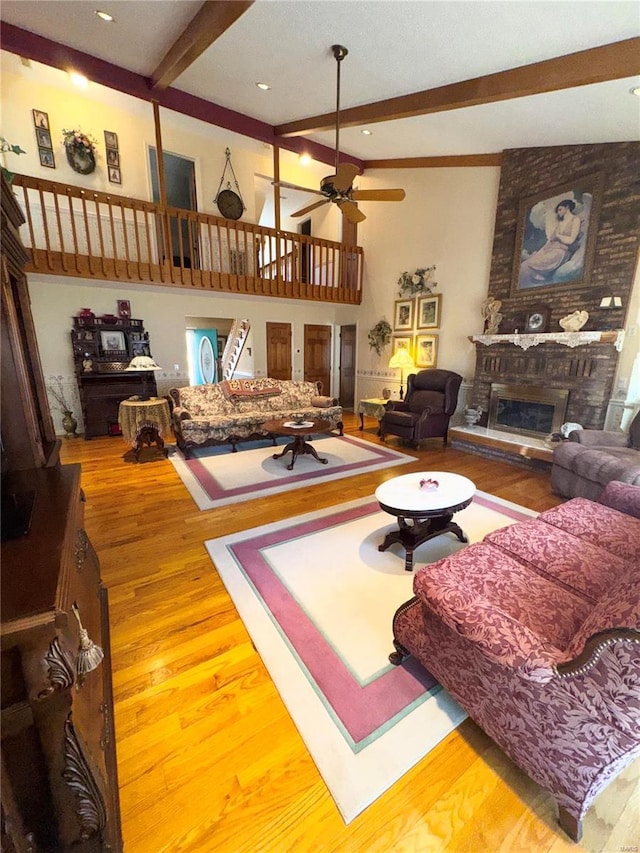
170 434 414 510
205 490 536 822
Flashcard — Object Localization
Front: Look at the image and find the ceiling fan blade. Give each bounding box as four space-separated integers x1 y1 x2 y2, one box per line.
272 180 326 197
290 199 330 218
337 200 366 224
332 162 361 192
350 188 406 202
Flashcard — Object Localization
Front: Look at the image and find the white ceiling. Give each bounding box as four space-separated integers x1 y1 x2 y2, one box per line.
1 0 639 161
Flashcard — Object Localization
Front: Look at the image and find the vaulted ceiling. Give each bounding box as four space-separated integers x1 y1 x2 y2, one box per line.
1 0 639 166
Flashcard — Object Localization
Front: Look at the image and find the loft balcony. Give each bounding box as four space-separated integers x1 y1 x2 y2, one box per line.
12 174 363 305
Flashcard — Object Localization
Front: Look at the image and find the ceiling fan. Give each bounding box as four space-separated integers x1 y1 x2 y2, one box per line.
274 45 405 224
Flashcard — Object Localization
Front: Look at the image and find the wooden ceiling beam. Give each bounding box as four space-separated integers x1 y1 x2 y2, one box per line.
275 38 640 137
151 0 254 90
364 154 503 169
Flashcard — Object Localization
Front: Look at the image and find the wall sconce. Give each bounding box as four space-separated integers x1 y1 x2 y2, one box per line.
600 296 622 309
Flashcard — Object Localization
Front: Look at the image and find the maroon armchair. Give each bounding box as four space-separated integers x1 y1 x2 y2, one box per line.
380 369 462 447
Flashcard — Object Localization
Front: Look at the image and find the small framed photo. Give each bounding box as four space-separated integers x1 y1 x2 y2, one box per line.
415 334 439 368
131 341 150 357
117 299 131 319
524 305 550 333
36 128 52 149
393 299 414 331
417 294 442 329
107 148 120 167
391 335 413 359
108 167 121 185
104 130 118 149
100 330 126 352
32 109 49 130
38 147 55 168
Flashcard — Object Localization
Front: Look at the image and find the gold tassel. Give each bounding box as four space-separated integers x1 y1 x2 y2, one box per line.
71 602 104 677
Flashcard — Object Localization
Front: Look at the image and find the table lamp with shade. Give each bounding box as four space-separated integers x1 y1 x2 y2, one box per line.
125 355 162 400
388 348 415 400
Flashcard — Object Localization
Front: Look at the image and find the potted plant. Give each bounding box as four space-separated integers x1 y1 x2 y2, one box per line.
47 376 78 438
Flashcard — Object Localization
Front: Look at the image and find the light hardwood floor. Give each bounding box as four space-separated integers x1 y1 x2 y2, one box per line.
58 414 639 853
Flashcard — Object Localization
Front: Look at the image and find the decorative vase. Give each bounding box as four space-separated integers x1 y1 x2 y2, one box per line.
79 308 94 319
62 410 78 439
464 406 483 427
382 388 391 400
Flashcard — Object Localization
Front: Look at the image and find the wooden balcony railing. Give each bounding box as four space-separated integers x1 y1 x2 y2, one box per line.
12 174 363 304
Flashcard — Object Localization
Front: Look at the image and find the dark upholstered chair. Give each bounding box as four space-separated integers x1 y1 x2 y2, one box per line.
380 369 462 447
551 410 640 500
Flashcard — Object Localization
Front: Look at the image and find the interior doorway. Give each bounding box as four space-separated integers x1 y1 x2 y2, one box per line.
304 324 332 396
266 322 292 380
339 324 356 409
149 148 198 268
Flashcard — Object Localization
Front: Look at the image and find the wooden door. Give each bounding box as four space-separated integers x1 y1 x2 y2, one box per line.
339 324 356 408
304 324 332 395
266 322 292 380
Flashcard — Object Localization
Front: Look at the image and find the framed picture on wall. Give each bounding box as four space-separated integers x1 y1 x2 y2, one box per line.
415 334 438 368
511 172 603 296
32 109 49 130
108 167 121 184
104 130 118 149
38 148 55 168
417 294 442 329
391 335 413 359
393 299 414 331
36 128 52 149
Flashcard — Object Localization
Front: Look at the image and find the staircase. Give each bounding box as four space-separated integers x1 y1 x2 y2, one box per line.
221 319 250 380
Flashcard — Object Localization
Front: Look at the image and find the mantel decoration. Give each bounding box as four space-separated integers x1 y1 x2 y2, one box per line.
0 137 26 183
47 376 78 438
397 265 437 298
367 319 392 356
62 128 98 175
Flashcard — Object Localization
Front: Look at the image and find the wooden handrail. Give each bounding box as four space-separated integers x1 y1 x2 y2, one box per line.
11 173 363 304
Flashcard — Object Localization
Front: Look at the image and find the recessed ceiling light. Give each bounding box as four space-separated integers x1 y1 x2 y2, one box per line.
361 129 372 135
95 10 115 22
69 72 89 88
256 82 271 91
630 86 640 96
299 153 312 165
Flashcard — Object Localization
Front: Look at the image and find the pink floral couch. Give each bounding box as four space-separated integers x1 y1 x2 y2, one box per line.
390 481 640 842
168 378 343 456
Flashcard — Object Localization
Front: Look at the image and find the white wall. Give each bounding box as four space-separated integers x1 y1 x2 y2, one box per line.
355 166 501 400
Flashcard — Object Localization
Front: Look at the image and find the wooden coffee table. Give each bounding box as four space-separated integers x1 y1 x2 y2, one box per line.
262 418 335 470
375 471 475 571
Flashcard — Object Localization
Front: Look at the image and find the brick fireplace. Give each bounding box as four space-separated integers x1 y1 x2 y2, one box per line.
453 142 639 466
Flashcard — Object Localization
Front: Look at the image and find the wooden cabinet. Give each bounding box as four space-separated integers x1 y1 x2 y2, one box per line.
1 465 122 852
71 316 157 438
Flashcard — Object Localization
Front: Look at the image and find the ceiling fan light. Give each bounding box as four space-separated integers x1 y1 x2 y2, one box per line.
361 129 372 135
256 82 271 91
299 153 312 165
95 10 115 22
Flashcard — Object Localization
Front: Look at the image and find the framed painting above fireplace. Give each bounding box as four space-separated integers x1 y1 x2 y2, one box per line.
511 172 603 296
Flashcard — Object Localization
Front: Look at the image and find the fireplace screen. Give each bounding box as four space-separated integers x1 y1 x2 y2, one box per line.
488 384 569 439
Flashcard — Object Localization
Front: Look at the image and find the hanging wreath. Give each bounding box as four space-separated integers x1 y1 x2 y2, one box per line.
367 319 392 356
62 128 98 175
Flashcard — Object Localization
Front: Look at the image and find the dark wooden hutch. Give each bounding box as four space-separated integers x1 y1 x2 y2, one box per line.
1 174 122 851
71 315 157 438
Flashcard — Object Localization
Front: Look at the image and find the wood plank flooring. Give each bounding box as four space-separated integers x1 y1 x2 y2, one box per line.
58 414 639 852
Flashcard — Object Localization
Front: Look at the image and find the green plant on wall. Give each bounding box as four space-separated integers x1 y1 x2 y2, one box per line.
368 319 392 356
0 137 26 183
397 265 437 297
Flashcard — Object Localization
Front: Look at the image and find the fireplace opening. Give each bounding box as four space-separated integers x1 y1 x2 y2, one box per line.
488 384 569 439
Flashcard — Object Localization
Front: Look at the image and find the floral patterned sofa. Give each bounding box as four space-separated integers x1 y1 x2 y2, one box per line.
168 378 343 456
390 481 640 842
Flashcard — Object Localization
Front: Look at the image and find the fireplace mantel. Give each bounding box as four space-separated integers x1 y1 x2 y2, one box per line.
469 330 625 352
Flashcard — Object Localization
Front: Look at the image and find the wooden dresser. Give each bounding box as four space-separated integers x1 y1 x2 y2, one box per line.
1 465 122 851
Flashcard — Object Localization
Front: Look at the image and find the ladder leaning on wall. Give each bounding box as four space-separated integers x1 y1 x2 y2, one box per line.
220 319 250 380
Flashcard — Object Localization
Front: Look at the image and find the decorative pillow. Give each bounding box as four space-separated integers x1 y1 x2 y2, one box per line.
219 378 282 401
312 395 337 408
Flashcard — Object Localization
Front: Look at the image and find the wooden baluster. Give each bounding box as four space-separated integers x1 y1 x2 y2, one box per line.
106 197 120 278
93 194 107 276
